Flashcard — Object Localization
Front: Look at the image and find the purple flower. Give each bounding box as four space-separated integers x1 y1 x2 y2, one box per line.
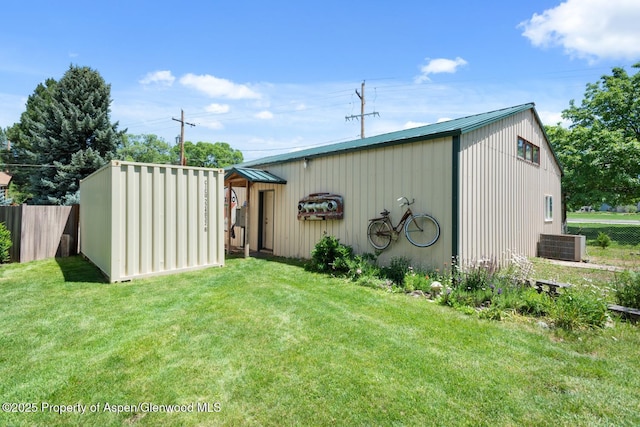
497 288 503 295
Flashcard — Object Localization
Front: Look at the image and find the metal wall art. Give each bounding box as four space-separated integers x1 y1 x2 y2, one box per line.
297 193 344 220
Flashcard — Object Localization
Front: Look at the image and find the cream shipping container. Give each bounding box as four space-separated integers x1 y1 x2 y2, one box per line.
80 161 225 282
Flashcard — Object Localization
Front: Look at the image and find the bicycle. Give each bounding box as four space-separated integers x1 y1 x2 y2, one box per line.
367 196 440 250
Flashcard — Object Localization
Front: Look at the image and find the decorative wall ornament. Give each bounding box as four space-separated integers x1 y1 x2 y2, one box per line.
297 193 344 220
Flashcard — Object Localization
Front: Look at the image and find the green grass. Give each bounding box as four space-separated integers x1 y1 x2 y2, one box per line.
567 211 640 221
1 256 640 426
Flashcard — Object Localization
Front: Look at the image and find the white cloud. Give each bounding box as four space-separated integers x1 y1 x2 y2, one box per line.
255 110 274 119
180 73 260 99
403 121 429 129
520 0 640 61
205 103 230 114
537 110 568 127
415 57 468 83
139 70 175 87
199 119 224 130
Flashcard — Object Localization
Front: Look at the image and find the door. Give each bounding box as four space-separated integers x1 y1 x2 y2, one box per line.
259 190 275 251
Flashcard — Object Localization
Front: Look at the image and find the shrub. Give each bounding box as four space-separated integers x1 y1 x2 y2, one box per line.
550 289 608 330
613 270 640 308
595 232 611 249
346 253 380 282
516 288 553 316
382 256 411 287
0 222 11 263
458 258 499 291
307 234 353 275
404 271 431 292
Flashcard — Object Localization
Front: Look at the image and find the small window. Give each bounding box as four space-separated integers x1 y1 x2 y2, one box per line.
517 136 540 165
544 195 553 222
517 138 525 158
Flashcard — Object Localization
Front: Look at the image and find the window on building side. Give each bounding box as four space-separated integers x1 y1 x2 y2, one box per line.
517 137 540 165
544 195 553 222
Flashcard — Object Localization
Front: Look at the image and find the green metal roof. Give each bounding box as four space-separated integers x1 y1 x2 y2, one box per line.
225 167 287 184
238 103 538 168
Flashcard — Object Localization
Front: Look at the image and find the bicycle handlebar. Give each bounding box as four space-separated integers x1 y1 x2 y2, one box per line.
397 196 414 207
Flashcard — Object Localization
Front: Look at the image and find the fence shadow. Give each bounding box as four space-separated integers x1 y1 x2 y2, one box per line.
55 256 107 283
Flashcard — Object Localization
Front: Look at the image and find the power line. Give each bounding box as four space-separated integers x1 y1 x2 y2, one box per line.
345 81 379 139
172 109 195 165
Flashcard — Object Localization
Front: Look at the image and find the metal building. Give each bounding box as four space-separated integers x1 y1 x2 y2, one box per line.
224 103 563 269
80 161 225 282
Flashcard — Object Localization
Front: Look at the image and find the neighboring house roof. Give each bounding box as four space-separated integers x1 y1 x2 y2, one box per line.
225 167 287 184
236 103 559 170
0 172 12 187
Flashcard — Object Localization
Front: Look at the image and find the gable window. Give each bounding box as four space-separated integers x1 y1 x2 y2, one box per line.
544 195 553 222
517 136 540 165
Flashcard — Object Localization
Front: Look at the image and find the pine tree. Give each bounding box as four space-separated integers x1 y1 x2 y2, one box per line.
14 65 124 204
3 78 57 202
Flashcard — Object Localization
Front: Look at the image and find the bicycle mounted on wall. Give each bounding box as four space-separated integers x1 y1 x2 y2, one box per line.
367 196 440 250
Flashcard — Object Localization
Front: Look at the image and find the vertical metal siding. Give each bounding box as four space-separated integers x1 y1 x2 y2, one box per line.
247 138 453 270
80 161 224 282
458 110 562 265
244 110 561 269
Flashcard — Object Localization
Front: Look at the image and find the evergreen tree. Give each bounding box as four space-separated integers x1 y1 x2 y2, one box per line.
2 78 57 202
9 65 124 204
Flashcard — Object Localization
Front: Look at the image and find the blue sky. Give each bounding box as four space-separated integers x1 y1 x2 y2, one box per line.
1 0 639 161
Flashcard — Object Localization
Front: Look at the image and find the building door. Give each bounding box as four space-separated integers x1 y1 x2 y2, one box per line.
258 190 275 251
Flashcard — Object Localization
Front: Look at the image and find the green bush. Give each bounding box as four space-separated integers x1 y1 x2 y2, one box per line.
404 271 431 292
516 288 553 316
346 253 381 282
613 270 640 308
307 234 353 275
550 289 608 330
0 222 11 263
382 256 411 287
595 232 611 249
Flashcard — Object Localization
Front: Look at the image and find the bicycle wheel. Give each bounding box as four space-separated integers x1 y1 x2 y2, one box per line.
404 214 440 247
367 220 392 250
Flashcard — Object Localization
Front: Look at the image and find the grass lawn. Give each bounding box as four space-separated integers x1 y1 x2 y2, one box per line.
567 211 640 221
1 256 639 426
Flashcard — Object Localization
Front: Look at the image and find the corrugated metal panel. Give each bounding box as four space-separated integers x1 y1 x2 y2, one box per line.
225 167 287 184
80 161 225 282
457 109 562 265
246 137 453 270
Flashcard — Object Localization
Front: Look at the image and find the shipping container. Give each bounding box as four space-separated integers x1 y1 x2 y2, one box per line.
80 161 225 282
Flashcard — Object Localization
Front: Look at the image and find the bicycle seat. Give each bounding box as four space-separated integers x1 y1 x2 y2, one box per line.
380 209 390 216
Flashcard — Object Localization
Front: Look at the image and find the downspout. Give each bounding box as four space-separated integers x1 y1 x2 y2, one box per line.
451 134 461 262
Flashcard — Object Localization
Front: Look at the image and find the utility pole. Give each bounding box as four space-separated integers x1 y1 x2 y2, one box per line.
345 81 379 139
172 109 196 165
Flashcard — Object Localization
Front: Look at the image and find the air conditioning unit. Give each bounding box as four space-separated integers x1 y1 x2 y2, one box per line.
537 234 586 262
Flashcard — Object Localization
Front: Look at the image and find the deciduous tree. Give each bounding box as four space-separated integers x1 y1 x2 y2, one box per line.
172 141 243 168
117 134 173 164
547 63 640 210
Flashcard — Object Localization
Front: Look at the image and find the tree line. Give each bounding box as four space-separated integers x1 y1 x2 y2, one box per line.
0 65 243 205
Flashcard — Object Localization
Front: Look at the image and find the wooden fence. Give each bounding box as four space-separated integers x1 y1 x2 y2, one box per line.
0 205 79 263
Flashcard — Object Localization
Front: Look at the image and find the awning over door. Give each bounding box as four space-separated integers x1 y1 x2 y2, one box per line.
223 167 286 258
224 167 287 185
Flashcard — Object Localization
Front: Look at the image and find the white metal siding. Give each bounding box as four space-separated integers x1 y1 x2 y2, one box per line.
458 110 562 265
80 161 225 282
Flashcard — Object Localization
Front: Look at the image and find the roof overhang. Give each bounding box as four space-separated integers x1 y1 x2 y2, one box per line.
224 167 287 185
